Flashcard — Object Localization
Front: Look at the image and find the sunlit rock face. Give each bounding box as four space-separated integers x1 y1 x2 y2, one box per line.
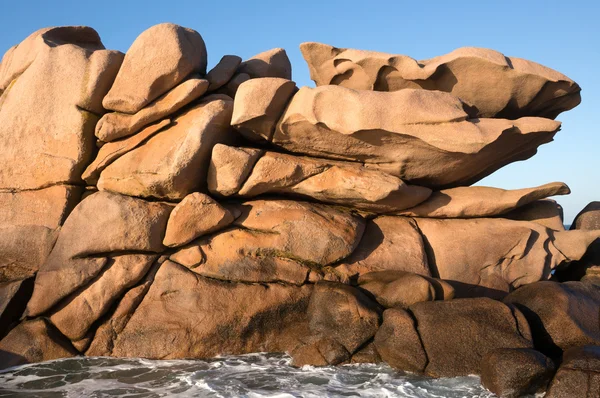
0 23 596 398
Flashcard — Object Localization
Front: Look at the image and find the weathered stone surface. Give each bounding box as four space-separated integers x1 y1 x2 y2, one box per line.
358 271 436 308
0 278 33 338
571 202 600 230
300 43 581 119
177 200 364 284
238 48 292 79
98 95 234 200
338 216 430 278
410 298 533 377
504 281 600 358
208 144 263 196
350 342 382 364
397 182 569 218
103 23 207 113
231 78 297 142
308 281 381 354
26 191 172 317
374 308 427 373
108 260 312 359
481 348 555 398
95 76 208 142
213 148 432 212
50 254 157 341
163 193 235 247
290 337 350 366
0 319 77 369
0 185 82 282
207 55 242 92
273 86 560 189
502 199 566 231
0 27 123 190
218 72 249 98
546 345 600 398
416 218 600 298
83 119 171 184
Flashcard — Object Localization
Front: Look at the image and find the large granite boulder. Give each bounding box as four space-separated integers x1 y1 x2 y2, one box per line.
300 43 581 119
106 260 312 359
502 199 566 231
480 348 555 398
546 345 600 398
0 278 34 338
271 86 560 189
209 145 432 212
416 218 600 298
504 281 600 358
26 191 172 317
206 55 242 92
0 26 123 190
103 23 207 113
410 298 533 377
397 182 569 218
97 95 234 200
169 200 364 284
95 75 208 142
338 216 430 278
237 48 292 80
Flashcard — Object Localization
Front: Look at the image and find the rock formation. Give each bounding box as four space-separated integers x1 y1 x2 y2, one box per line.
0 23 597 398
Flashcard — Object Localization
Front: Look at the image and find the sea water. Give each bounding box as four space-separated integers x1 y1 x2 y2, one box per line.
0 353 500 397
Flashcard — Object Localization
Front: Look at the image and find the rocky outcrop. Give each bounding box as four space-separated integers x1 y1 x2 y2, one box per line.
1 24 597 398
504 281 600 358
102 23 206 113
300 42 581 119
546 346 600 398
397 182 569 218
270 86 561 189
480 348 555 398
97 95 234 200
209 145 432 212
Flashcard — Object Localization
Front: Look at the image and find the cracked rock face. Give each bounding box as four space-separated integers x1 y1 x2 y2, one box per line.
1 24 598 397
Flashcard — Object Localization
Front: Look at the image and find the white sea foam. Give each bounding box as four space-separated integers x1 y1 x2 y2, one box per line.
0 353 502 397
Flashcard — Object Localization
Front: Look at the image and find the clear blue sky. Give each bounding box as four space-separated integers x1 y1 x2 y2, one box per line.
2 0 598 223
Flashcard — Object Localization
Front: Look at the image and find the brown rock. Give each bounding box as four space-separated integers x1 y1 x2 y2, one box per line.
410 298 533 377
217 73 249 98
238 48 292 79
397 182 569 218
546 345 600 398
350 342 382 364
358 271 436 308
109 260 312 359
103 23 207 113
208 144 263 196
571 202 600 230
291 338 350 366
504 281 600 358
502 199 566 231
338 216 430 278
95 76 208 142
169 244 204 268
0 26 123 190
300 42 581 119
214 148 432 212
83 119 171 184
0 226 58 282
98 95 234 200
374 308 427 373
207 55 242 92
50 254 157 341
178 200 364 284
0 319 77 369
231 78 297 142
481 348 555 398
26 191 172 317
416 218 600 298
308 281 381 354
273 86 560 189
0 278 34 338
163 193 235 247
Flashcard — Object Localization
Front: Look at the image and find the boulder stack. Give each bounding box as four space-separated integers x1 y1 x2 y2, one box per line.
0 25 597 397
